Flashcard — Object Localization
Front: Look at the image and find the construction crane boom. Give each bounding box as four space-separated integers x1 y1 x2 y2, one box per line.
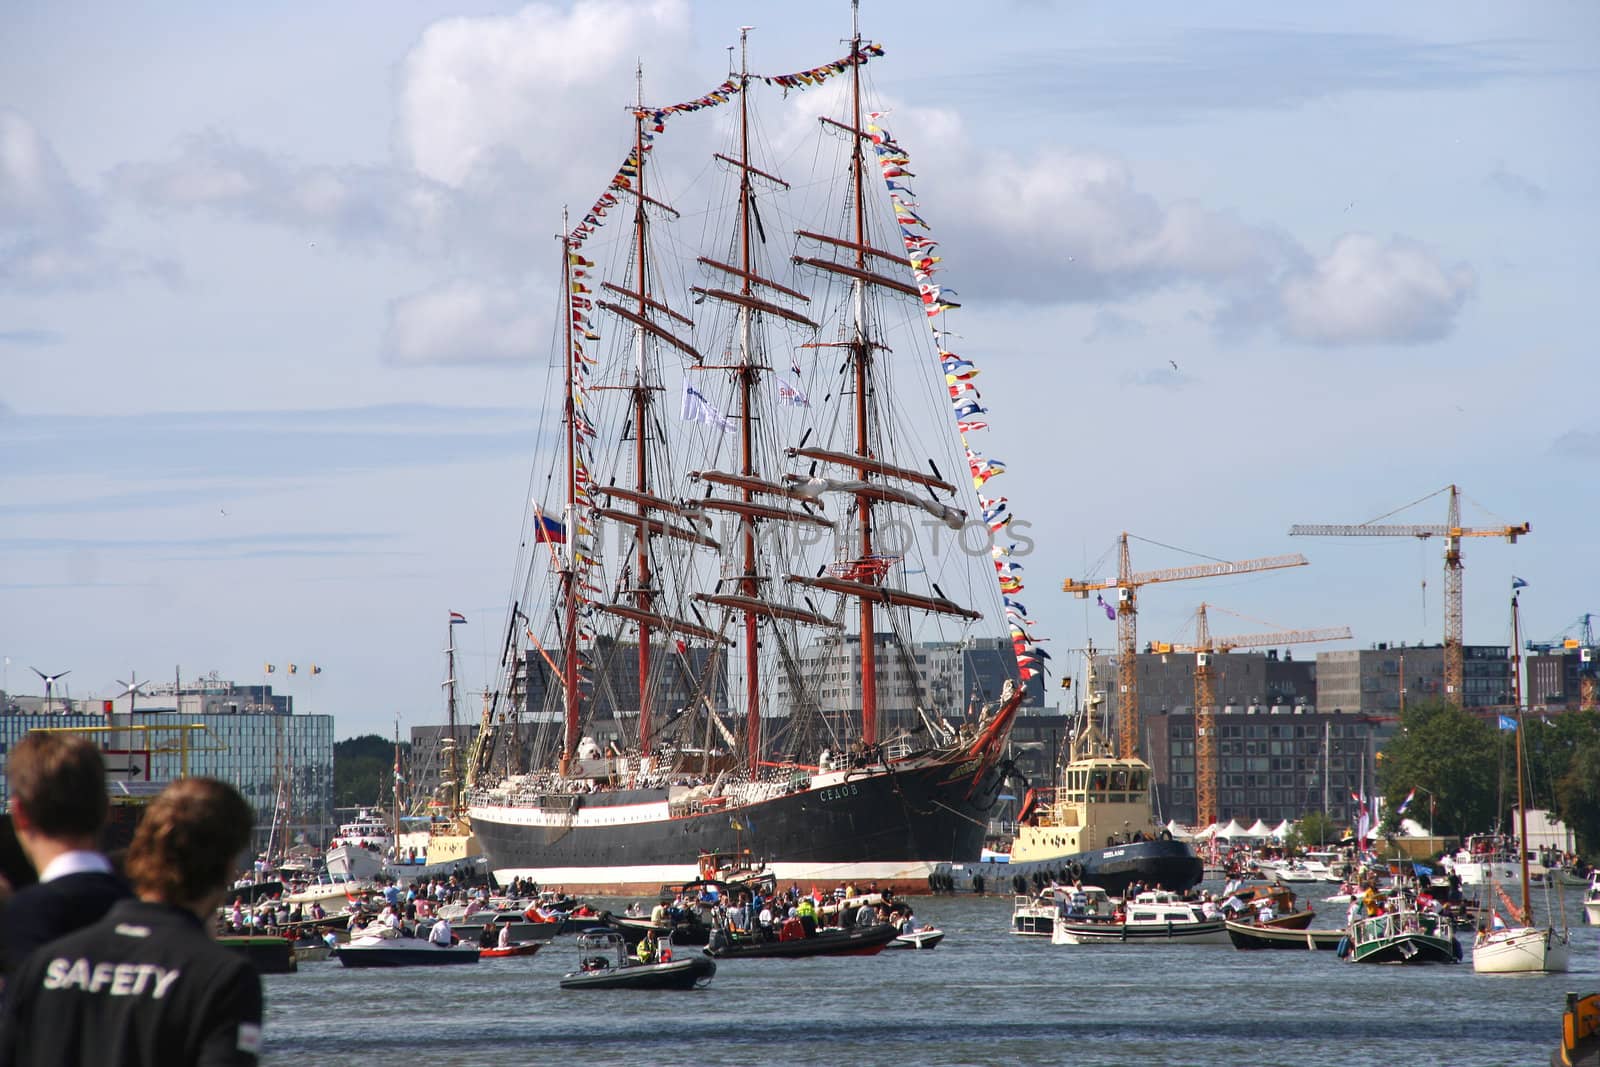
1165 625 1353 653
1159 605 1351 827
1062 534 1309 761
1290 485 1528 703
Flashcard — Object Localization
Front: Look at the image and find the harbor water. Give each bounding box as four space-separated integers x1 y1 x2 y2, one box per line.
262 884 1595 1066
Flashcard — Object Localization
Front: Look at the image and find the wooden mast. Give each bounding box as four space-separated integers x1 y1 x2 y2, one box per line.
1512 588 1532 925
847 0 878 747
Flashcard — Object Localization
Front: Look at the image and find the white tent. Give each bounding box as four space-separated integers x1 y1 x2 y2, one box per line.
1272 819 1294 840
1245 819 1274 839
1216 819 1249 839
1165 820 1194 840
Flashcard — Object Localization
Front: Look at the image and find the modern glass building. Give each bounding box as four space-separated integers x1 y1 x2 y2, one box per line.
0 702 335 854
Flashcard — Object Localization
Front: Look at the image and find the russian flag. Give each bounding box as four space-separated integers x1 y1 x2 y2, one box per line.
534 510 568 545
449 612 467 625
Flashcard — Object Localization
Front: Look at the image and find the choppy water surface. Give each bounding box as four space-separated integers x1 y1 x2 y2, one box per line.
262 883 1595 1066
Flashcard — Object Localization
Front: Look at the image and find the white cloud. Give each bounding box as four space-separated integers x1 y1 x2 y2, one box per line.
115 133 451 249
398 0 691 189
873 108 1474 348
0 110 167 290
1277 234 1475 345
382 278 547 365
0 110 95 233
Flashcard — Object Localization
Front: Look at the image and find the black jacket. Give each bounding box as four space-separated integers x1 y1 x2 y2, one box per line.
1 870 130 979
0 899 262 1066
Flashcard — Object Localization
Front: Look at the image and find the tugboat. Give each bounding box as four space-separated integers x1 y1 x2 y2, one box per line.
970 647 1202 897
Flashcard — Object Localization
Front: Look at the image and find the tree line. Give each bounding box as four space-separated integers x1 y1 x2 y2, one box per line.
332 735 410 808
1376 699 1600 856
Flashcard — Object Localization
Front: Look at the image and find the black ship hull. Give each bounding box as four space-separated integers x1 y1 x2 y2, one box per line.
470 752 1008 897
943 839 1204 898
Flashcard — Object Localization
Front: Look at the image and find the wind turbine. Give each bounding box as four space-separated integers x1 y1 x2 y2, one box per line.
115 672 153 714
30 668 70 714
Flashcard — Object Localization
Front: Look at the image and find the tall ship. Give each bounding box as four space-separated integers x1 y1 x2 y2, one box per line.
965 646 1203 897
462 7 1042 896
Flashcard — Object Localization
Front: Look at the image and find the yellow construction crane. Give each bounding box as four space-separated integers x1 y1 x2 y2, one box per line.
1157 604 1351 827
1290 484 1528 703
1062 533 1309 760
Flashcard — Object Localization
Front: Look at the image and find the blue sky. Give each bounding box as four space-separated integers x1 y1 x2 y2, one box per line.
3 2 1596 739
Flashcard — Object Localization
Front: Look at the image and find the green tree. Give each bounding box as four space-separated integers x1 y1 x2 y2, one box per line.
334 735 409 808
1376 699 1500 836
1555 732 1600 856
1289 811 1339 851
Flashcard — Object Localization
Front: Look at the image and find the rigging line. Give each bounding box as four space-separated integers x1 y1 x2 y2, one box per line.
1125 532 1233 566
1361 484 1451 525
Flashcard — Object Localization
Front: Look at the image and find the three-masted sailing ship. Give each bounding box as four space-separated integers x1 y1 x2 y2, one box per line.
463 10 1032 895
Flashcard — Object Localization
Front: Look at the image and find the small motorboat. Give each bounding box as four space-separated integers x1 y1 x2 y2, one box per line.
291 937 334 964
333 931 481 968
480 940 544 960
1340 904 1458 965
559 931 715 990
887 926 945 950
703 921 898 959
1224 920 1344 951
1053 891 1228 945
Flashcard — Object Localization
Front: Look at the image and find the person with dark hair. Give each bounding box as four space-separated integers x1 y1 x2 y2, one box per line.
0 777 263 1065
1 733 129 979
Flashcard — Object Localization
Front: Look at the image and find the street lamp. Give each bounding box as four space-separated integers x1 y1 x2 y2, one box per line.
1412 785 1436 840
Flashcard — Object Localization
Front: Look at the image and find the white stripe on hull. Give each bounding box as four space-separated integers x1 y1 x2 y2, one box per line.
491 859 938 897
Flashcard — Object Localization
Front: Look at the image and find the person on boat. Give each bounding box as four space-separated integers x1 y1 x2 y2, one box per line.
429 915 454 947
0 778 261 1067
1256 900 1277 925
497 922 512 950
796 896 818 937
0 732 132 981
757 903 774 941
479 919 497 949
1066 884 1089 918
855 900 878 928
636 933 656 964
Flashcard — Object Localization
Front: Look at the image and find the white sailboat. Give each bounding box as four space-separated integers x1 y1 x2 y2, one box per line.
1471 584 1569 974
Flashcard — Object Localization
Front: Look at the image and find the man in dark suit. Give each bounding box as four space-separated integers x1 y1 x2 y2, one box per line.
1 732 130 979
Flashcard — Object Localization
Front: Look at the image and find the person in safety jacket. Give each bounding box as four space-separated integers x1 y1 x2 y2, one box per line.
0 778 262 1066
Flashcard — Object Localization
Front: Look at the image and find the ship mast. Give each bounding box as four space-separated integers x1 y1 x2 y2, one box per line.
846 1 878 747
1511 587 1532 925
629 66 657 756
736 28 762 768
559 220 581 774
445 612 460 813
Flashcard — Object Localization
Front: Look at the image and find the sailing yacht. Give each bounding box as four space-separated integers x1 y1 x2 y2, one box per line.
1472 585 1570 974
463 10 1030 895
